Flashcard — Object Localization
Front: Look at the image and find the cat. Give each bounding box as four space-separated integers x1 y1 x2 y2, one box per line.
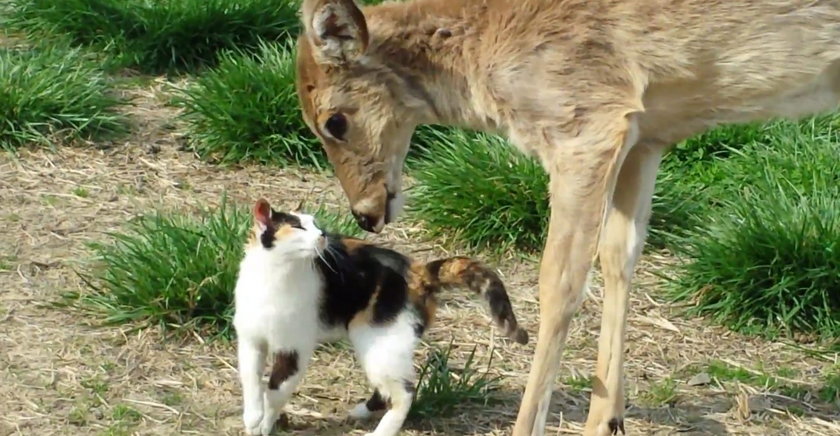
232 198 529 436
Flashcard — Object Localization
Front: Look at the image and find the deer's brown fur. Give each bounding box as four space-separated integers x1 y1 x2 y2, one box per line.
294 0 840 434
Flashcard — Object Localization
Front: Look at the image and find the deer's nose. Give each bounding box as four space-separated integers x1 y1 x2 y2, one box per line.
351 210 377 232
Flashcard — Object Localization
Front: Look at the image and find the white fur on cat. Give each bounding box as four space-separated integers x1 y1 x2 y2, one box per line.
233 212 419 436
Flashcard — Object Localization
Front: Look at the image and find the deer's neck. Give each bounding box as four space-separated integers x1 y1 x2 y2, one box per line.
363 0 498 132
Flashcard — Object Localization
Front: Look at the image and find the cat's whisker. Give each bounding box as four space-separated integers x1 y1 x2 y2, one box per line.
316 246 337 273
325 245 348 282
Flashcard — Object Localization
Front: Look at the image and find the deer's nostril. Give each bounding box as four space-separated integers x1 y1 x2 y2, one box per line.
351 210 375 232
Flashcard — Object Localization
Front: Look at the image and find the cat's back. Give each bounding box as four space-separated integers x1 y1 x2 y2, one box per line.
317 235 414 329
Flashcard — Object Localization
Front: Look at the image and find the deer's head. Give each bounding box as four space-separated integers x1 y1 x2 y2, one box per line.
295 0 439 233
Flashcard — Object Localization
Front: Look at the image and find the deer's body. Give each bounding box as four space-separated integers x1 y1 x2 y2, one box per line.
293 0 840 435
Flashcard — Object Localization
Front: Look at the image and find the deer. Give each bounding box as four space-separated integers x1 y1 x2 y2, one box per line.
292 0 840 435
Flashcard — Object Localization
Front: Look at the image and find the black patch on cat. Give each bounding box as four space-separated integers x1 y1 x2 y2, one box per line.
270 210 302 228
315 235 410 328
259 210 303 249
424 258 444 279
411 318 426 337
484 279 515 324
371 261 409 324
268 350 299 390
403 379 416 396
260 229 275 248
365 390 387 412
408 304 429 338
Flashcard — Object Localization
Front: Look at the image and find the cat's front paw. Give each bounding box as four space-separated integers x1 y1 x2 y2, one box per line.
258 415 276 435
242 409 264 435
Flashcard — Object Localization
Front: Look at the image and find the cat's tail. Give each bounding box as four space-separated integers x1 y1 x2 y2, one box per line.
422 257 529 345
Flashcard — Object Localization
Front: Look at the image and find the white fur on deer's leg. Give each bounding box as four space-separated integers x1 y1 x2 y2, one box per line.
513 118 638 436
584 144 662 436
513 147 620 436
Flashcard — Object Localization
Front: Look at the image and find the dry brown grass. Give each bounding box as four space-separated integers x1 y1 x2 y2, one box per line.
1 78 838 436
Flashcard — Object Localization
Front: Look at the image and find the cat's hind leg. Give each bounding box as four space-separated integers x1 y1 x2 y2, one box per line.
349 389 387 420
237 339 267 435
259 349 310 435
349 312 419 436
363 378 415 436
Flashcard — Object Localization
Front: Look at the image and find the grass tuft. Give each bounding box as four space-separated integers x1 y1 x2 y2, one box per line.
0 45 125 150
73 199 360 338
409 129 549 253
7 0 300 73
697 360 836 401
639 377 678 407
410 341 501 419
667 119 840 343
174 40 325 167
650 116 840 249
819 365 840 404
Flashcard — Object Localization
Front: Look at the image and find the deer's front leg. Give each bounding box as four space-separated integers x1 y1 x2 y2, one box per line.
512 115 638 436
585 144 663 436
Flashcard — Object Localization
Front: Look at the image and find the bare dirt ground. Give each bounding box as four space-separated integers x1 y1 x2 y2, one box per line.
1 81 838 436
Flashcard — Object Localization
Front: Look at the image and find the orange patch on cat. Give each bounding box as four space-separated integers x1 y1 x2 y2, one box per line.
341 237 370 253
349 282 382 329
273 224 296 241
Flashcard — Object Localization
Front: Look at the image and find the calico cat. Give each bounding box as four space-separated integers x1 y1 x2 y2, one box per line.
233 198 529 436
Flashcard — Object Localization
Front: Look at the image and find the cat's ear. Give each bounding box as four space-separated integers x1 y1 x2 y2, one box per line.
253 198 272 231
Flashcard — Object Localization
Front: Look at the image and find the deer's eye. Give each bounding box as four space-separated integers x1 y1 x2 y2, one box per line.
324 113 348 141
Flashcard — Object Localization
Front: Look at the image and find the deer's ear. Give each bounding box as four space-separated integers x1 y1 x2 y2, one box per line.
301 0 369 66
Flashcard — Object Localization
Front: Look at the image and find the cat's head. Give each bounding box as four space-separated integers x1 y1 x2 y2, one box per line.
250 198 326 259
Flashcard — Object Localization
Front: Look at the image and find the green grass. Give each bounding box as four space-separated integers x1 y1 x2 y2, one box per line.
110 404 142 422
409 129 549 253
650 116 840 248
705 360 794 390
6 0 300 73
562 373 593 393
72 199 361 338
0 45 125 150
175 40 325 167
649 122 783 248
639 377 678 407
666 118 840 343
408 125 465 160
699 360 837 401
819 365 840 403
410 341 501 419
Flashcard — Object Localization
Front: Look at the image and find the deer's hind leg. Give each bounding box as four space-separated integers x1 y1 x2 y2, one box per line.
512 112 640 436
584 143 663 436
